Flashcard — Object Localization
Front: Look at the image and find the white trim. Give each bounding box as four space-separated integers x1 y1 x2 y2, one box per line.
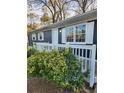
32 33 36 41
52 28 58 45
90 45 96 87
65 42 86 45
65 25 75 43
62 28 66 43
38 32 44 41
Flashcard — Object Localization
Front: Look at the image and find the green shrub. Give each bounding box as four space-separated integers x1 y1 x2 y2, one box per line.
27 55 40 76
27 47 38 58
28 50 67 83
27 49 84 92
62 49 83 92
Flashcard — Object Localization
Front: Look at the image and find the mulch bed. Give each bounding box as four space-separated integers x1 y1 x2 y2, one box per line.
27 77 73 93
27 77 96 93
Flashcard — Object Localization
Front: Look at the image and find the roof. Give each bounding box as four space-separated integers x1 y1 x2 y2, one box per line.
30 9 97 33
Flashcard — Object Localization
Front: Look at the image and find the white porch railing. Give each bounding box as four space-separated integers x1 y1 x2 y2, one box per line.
35 43 96 87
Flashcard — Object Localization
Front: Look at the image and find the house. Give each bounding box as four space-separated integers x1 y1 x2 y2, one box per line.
28 10 97 87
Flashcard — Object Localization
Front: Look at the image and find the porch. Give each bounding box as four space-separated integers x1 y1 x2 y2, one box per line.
32 42 97 87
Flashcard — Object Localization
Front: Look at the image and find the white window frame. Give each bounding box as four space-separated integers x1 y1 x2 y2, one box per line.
38 32 44 41
64 23 87 44
65 25 75 43
32 33 36 41
73 23 86 44
62 22 94 44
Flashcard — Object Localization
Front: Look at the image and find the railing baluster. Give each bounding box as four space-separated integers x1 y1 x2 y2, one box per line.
75 48 77 56
78 48 81 59
82 49 84 58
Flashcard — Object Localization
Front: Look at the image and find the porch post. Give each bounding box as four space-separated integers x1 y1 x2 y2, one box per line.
52 28 58 50
90 45 96 87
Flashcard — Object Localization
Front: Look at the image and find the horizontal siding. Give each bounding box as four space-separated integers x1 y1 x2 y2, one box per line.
44 30 52 43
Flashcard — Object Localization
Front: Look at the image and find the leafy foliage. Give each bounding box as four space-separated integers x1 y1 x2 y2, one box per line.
27 47 38 58
27 49 84 92
63 49 83 92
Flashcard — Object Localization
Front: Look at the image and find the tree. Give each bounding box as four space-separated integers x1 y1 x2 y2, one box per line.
27 0 41 31
40 12 51 25
40 6 51 25
27 0 97 26
27 23 41 32
32 0 71 23
27 0 36 25
27 13 39 25
73 0 96 13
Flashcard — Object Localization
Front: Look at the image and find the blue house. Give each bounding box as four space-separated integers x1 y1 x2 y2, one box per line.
28 10 97 87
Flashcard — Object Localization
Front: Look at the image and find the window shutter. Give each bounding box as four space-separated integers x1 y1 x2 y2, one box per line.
62 28 66 43
86 22 94 44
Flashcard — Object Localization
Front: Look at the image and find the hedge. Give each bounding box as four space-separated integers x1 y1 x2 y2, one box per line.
27 49 83 92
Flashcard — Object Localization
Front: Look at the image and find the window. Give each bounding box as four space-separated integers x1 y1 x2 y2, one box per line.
38 32 44 41
66 27 74 42
75 24 86 42
64 24 86 44
32 33 36 40
61 22 94 44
